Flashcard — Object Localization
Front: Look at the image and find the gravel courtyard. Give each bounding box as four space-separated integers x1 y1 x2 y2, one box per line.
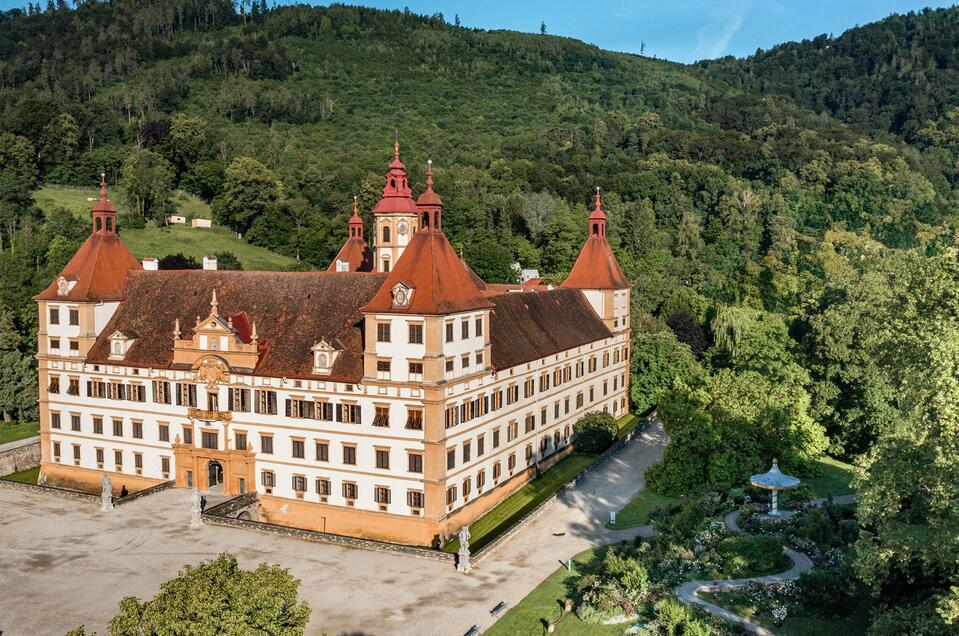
0 420 666 636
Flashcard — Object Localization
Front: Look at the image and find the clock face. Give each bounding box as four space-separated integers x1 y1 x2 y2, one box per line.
397 220 409 236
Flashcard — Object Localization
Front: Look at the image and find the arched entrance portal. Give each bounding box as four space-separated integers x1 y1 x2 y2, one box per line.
207 460 224 492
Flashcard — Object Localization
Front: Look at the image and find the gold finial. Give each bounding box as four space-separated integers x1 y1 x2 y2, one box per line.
227 316 233 329
353 195 359 214
173 318 181 339
210 289 218 317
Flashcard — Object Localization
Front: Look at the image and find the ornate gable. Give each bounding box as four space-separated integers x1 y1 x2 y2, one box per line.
171 289 261 370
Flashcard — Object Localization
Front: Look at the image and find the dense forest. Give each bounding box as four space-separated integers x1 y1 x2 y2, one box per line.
1 3 958 633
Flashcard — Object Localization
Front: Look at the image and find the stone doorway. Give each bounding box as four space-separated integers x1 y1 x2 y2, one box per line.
207 460 224 493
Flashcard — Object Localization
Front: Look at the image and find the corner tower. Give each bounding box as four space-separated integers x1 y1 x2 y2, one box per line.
561 188 631 334
372 141 419 273
328 197 374 272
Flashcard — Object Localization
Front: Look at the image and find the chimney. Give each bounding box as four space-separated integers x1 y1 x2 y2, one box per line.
203 255 218 271
142 258 158 271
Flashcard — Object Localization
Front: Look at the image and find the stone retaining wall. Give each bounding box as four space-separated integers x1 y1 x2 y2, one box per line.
470 415 650 566
114 480 175 506
202 495 455 564
0 478 99 503
0 436 40 476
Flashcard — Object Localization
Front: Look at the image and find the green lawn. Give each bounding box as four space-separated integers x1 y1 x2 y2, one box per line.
702 591 870 636
120 225 294 271
805 456 859 499
485 546 636 636
34 184 212 220
614 412 640 439
606 490 680 530
1 466 40 485
443 451 599 554
0 421 39 445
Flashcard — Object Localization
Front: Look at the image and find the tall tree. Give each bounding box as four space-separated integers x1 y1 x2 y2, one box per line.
122 147 174 222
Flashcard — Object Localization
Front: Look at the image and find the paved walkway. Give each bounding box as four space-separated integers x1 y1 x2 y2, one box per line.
0 419 668 636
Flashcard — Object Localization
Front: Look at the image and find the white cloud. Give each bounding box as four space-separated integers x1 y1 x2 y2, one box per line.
692 2 749 60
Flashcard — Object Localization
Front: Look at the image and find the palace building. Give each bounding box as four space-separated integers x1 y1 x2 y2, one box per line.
34 143 632 546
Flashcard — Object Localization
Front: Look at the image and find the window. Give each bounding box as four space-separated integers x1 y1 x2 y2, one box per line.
132 420 143 439
292 439 305 459
526 443 534 463
161 457 170 476
576 392 584 409
477 470 486 490
316 441 329 462
261 470 275 488
461 354 470 369
375 448 390 469
376 322 391 342
493 461 502 480
477 435 485 457
67 342 78 354
541 407 547 427
476 351 484 366
114 449 123 468
524 378 535 398
134 452 143 473
407 490 424 508
373 406 390 427
287 398 315 419
539 374 550 392
235 432 247 451
525 414 535 433
182 425 193 445
565 397 570 414
69 309 79 326
382 225 391 242
462 441 471 463
589 357 597 373
446 447 456 470
406 408 423 430
408 323 423 344
49 307 59 325
260 435 273 454
93 417 103 435
462 477 472 498
230 387 250 412
153 381 171 404
336 403 361 424
108 382 126 401
475 317 483 337
408 361 423 380
175 383 196 407
96 448 104 468
112 419 123 437
202 431 217 449
254 390 277 415
53 441 61 460
292 476 307 493
408 453 423 473
492 390 503 411
71 414 81 432
48 376 60 394
153 422 167 442
540 436 549 452
51 412 61 429
446 486 457 506
342 482 358 500
374 486 391 505
508 420 518 441
603 380 608 396
508 453 516 471
461 320 469 339
342 445 357 465
316 400 333 421
492 428 500 448
445 322 454 343
376 360 391 379
554 430 561 447
507 384 519 404
316 478 331 496
73 444 81 464
48 337 60 351
445 359 454 373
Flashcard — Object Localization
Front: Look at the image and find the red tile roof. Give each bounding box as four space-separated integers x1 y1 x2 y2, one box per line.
488 289 612 370
373 141 418 215
561 236 630 290
86 271 387 382
33 233 142 302
328 237 374 272
362 229 493 315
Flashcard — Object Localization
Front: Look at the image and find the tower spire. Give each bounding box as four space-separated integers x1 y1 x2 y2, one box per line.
588 186 607 238
210 289 219 317
416 159 443 231
91 172 118 236
348 195 364 239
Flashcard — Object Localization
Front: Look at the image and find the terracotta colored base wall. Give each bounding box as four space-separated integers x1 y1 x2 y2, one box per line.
438 463 537 541
258 495 442 546
40 462 165 495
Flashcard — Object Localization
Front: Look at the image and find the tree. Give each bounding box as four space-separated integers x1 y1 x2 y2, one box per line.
217 157 281 235
168 113 209 173
36 113 80 175
665 311 708 358
122 147 174 222
540 21 547 35
0 305 35 422
159 253 200 270
464 239 515 283
573 411 618 453
105 553 311 636
0 132 38 188
629 331 701 414
214 251 243 270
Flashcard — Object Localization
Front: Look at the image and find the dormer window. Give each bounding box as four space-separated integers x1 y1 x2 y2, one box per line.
108 331 135 360
391 283 413 308
311 340 339 375
336 259 350 272
56 275 77 297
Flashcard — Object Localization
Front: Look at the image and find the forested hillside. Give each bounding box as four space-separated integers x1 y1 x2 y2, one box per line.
1 4 958 632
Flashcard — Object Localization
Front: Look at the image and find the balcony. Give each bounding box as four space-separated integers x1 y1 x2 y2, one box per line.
187 407 233 423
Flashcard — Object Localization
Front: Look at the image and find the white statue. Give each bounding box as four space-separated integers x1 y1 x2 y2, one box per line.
190 487 202 527
100 473 113 511
457 525 471 573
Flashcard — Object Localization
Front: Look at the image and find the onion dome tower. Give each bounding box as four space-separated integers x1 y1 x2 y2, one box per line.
328 197 374 272
371 140 419 273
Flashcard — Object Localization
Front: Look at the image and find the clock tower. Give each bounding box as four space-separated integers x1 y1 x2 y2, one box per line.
371 141 419 273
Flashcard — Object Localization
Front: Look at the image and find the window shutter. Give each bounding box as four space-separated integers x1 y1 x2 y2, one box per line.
87 381 92 397
355 405 362 424
285 399 291 417
336 403 343 422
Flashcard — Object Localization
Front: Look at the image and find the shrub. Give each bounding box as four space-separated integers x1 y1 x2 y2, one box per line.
718 535 787 577
573 411 618 453
798 566 857 617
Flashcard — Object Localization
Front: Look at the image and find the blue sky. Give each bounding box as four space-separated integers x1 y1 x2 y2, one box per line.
1 1 954 63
